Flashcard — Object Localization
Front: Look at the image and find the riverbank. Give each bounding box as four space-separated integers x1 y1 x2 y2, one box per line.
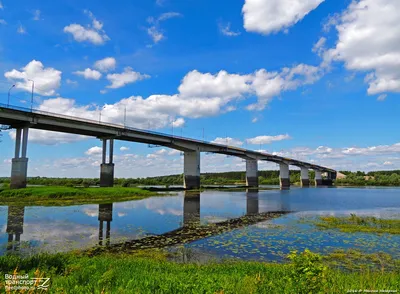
0 186 160 206
0 250 399 293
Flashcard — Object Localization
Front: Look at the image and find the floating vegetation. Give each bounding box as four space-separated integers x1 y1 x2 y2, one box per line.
312 214 400 234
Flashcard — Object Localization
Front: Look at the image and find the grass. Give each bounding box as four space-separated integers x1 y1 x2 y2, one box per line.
0 250 398 293
0 186 160 206
312 214 400 234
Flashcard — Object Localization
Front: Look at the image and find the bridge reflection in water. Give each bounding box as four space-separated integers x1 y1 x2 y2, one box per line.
89 190 290 254
3 190 290 254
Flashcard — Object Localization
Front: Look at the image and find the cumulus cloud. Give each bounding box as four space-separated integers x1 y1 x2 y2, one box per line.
171 117 185 128
246 134 291 145
94 57 116 72
73 68 102 80
106 67 150 89
211 137 243 147
4 60 62 96
120 146 130 151
326 0 400 96
64 10 109 45
243 0 324 35
8 129 87 145
85 146 102 155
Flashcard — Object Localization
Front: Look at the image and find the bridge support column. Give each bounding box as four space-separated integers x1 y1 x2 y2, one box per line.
315 170 323 187
246 159 258 187
322 171 336 186
300 167 310 187
100 139 114 187
10 127 29 189
183 192 200 227
184 151 200 190
279 163 290 190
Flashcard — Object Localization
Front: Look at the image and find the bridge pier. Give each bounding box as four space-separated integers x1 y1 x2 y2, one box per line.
246 159 259 187
100 139 114 187
184 151 200 190
279 163 290 190
300 167 310 187
10 127 29 189
322 171 336 186
315 170 323 187
183 192 200 227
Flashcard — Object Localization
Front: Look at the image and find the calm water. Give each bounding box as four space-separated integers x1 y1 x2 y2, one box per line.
1 187 400 261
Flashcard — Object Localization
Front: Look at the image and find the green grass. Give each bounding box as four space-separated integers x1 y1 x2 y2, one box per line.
312 214 400 234
0 250 398 293
0 186 160 206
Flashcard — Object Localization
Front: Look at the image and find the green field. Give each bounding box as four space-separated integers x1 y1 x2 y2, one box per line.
0 186 159 206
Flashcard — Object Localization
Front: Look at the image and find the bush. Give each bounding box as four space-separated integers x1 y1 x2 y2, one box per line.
287 249 328 294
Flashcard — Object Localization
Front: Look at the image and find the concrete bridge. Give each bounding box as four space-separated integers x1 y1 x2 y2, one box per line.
0 104 336 190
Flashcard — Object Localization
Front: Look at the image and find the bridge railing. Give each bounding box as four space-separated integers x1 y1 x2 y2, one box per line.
0 103 335 172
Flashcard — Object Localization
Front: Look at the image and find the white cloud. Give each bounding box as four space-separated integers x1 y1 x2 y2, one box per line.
377 94 387 101
106 67 150 89
312 37 326 56
242 0 324 35
212 137 243 147
147 26 164 44
0 19 6 25
64 11 109 45
171 117 185 128
32 9 41 21
156 0 165 6
94 57 116 72
158 12 182 21
85 146 102 155
147 12 182 44
4 60 62 96
74 68 102 80
251 117 258 123
66 79 78 86
0 1 3 9
9 129 87 146
120 146 130 152
219 22 240 37
178 70 252 99
17 24 26 34
384 161 393 166
327 0 400 95
246 134 291 145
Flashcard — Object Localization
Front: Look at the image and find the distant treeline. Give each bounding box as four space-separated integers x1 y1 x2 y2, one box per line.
1 170 399 187
336 170 400 186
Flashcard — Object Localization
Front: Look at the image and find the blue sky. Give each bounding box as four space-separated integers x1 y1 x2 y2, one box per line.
0 0 399 177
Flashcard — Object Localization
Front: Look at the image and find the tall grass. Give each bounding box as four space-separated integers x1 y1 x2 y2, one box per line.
0 250 399 293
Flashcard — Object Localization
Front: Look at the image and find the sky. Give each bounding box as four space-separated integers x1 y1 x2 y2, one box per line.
0 0 399 178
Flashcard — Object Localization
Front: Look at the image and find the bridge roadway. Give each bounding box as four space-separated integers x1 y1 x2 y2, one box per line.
0 104 336 189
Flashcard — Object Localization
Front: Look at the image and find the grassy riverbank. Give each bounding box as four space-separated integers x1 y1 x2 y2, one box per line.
0 250 399 293
0 186 159 206
313 214 400 234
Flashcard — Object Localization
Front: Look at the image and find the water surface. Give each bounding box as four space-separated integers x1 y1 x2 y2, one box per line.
1 187 399 261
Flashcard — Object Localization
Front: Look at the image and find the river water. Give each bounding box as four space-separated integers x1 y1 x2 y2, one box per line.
1 187 399 262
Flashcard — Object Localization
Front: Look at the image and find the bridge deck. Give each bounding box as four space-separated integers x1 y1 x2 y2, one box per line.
0 104 335 172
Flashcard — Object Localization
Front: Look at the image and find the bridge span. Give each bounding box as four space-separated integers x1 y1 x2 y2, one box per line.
0 104 336 189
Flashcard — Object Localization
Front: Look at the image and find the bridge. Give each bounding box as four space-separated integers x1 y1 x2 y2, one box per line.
0 104 336 189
